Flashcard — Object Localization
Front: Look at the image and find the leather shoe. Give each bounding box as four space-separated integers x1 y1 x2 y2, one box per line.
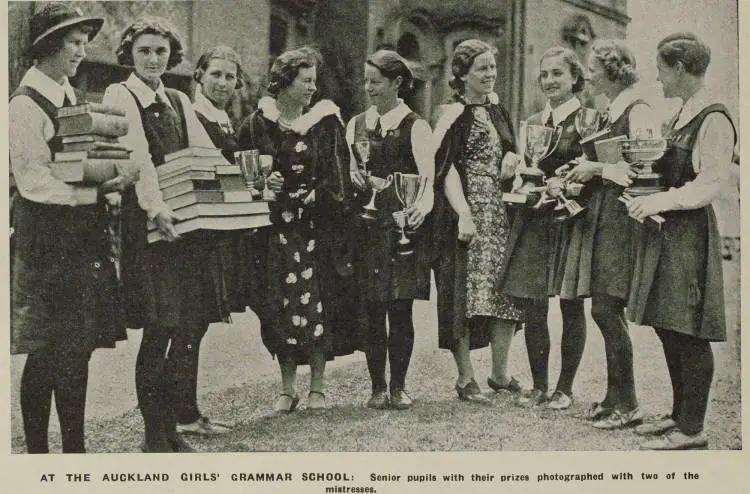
367 390 390 409
273 393 300 414
455 379 492 405
307 390 326 410
516 388 547 407
583 402 613 421
635 415 677 436
487 376 524 394
546 390 573 410
390 389 413 410
593 407 643 430
640 430 708 450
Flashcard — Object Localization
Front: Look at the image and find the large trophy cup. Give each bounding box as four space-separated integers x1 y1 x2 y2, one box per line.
235 149 261 198
575 107 603 159
617 134 667 228
393 172 429 256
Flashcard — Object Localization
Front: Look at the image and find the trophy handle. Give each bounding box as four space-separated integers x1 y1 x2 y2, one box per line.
383 174 394 189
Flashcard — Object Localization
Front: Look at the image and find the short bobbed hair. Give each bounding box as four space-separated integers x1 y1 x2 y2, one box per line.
449 39 497 93
657 32 711 77
538 46 586 94
194 45 244 89
30 23 96 60
267 46 321 97
116 17 184 70
366 50 414 94
590 39 639 87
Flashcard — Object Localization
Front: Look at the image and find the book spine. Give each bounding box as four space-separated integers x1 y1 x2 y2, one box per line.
57 113 129 138
58 103 127 118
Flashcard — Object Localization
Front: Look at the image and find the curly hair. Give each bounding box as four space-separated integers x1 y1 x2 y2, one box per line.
449 39 497 93
538 46 586 94
116 17 184 70
267 46 321 97
194 44 244 89
366 50 414 95
590 39 639 87
657 32 711 77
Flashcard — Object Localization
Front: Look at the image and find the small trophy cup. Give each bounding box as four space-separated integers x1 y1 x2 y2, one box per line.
549 182 587 222
235 149 261 198
259 154 275 201
393 172 429 255
361 174 393 221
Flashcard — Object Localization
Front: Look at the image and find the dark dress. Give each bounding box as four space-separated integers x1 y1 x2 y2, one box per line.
627 104 733 341
433 97 522 351
576 100 646 301
502 107 585 301
236 104 363 362
351 111 431 304
121 86 228 329
10 86 124 355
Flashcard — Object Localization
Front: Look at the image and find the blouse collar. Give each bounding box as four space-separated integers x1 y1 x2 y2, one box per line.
20 66 77 107
541 96 581 127
193 89 232 126
364 99 412 136
608 87 640 123
674 87 717 130
124 72 173 109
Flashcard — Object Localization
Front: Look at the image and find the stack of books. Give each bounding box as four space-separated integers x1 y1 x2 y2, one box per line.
50 103 132 183
147 147 271 243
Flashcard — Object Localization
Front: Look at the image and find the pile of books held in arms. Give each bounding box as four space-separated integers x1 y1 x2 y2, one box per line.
147 147 271 243
50 103 133 183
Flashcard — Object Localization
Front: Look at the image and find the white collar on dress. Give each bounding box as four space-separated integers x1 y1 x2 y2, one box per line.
193 89 232 126
124 72 173 109
541 96 581 127
607 87 640 123
431 92 500 152
20 66 77 107
258 96 342 135
674 87 721 130
364 99 412 136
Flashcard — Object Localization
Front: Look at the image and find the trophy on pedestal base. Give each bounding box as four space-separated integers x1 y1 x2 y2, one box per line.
618 137 668 228
620 137 668 197
393 172 429 256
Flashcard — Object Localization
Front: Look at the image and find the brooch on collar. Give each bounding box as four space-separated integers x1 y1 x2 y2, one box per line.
295 141 308 153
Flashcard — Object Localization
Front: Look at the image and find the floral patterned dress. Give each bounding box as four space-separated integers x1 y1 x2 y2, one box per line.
267 125 326 354
463 106 522 321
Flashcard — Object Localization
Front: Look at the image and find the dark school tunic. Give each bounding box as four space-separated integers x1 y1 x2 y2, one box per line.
237 105 364 362
575 100 645 301
10 86 124 354
502 107 585 301
627 104 734 341
351 111 431 304
122 85 228 329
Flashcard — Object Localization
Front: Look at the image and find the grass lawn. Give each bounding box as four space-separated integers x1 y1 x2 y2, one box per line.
9 258 741 453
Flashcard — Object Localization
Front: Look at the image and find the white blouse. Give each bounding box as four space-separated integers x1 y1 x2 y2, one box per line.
102 73 219 219
9 66 97 205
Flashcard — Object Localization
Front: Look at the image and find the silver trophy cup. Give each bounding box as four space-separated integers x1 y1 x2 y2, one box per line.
235 149 261 198
393 172 429 255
